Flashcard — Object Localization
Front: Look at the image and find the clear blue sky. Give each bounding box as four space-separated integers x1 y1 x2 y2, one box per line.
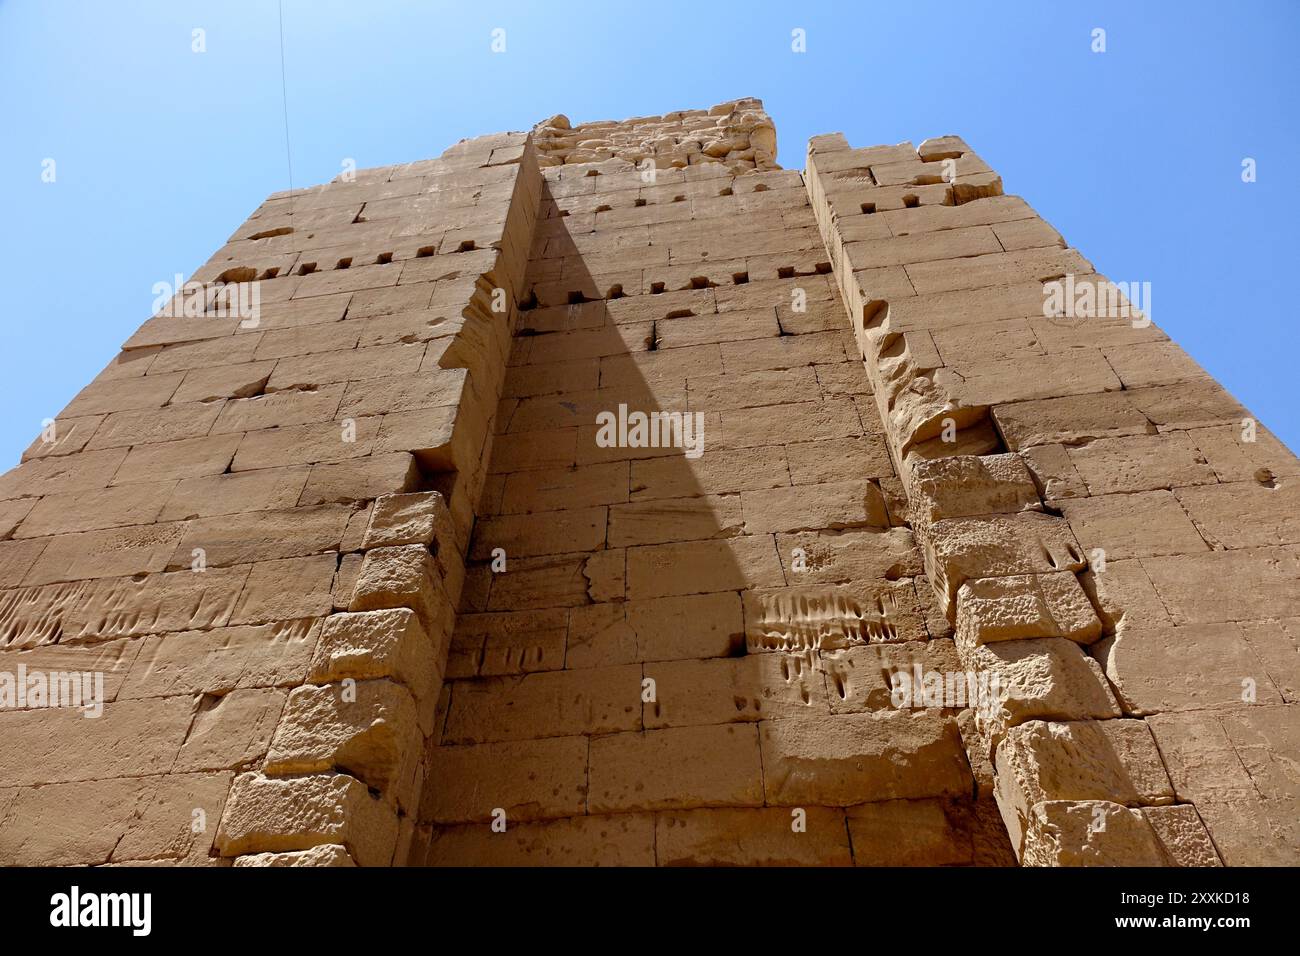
2 0 1296 465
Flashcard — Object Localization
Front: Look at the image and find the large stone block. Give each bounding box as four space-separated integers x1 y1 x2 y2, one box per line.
215 771 399 867
588 724 763 813
759 710 970 805
909 453 1040 524
656 807 852 866
349 544 451 638
960 637 1120 746
1020 800 1165 867
265 680 423 810
923 512 1086 617
956 571 1101 646
309 609 443 732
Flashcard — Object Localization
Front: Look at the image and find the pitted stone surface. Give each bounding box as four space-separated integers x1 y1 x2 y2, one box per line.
1 101 1294 869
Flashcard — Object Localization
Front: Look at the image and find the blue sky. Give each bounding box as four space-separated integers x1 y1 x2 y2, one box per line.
2 0 1296 465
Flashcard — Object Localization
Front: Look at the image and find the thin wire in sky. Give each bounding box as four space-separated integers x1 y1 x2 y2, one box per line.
277 0 294 215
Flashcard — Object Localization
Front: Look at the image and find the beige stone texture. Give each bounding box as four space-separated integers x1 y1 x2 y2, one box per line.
215 771 399 867
4 104 1294 870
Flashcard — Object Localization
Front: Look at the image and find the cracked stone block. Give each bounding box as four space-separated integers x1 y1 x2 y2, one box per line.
1021 800 1165 867
1142 805 1222 867
994 719 1174 853
957 571 1101 646
174 687 287 772
215 771 399 867
265 680 423 811
111 771 234 865
1020 443 1088 501
349 544 451 639
909 453 1041 525
924 512 1086 618
1078 560 1172 635
309 608 443 733
959 636 1120 746
362 491 463 599
0 777 157 866
233 843 357 867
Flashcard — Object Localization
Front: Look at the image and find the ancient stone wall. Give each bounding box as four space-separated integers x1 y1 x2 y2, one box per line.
411 126 1012 866
0 131 540 865
532 97 778 174
0 98 1295 867
806 131 1299 865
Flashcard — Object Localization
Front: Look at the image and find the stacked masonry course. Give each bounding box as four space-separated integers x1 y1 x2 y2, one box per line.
0 99 1295 866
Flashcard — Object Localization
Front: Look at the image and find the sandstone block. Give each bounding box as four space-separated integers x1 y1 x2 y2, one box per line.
120 618 319 698
298 453 420 506
350 544 450 637
956 571 1101 646
760 710 970 806
442 664 642 744
233 844 357 867
423 814 655 867
740 480 888 534
1093 621 1282 715
644 654 828 727
422 735 589 824
924 512 1085 616
657 807 851 866
994 718 1174 854
1068 432 1217 495
173 688 285 775
588 724 763 813
229 554 337 624
909 453 1040 524
1020 800 1165 866
215 771 399 867
962 636 1119 744
362 490 457 551
1142 805 1222 866
309 608 442 730
266 680 423 809
846 798 974 866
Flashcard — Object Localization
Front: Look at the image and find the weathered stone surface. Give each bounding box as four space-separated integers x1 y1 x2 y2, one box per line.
422 735 589 824
1143 805 1222 867
760 711 970 805
6 107 1297 869
234 844 357 867
956 572 1101 646
120 619 320 698
589 724 763 812
924 512 1086 616
174 688 286 772
422 814 655 866
846 798 976 866
909 453 1040 524
309 609 442 728
266 680 422 809
350 544 450 636
1021 800 1166 866
961 637 1120 745
443 664 642 743
657 807 852 866
215 771 399 867
1093 622 1282 715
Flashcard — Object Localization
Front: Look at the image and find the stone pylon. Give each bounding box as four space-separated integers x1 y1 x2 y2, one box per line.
0 99 1294 867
